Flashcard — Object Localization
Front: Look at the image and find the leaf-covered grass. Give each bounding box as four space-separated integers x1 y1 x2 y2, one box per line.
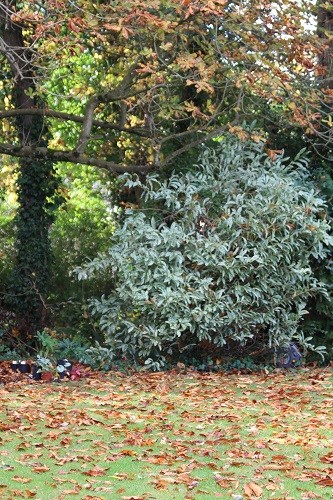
0 367 332 499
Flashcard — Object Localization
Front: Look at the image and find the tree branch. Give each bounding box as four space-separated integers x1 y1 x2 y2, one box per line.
0 107 149 136
0 142 151 174
0 122 231 174
74 60 141 154
159 125 229 168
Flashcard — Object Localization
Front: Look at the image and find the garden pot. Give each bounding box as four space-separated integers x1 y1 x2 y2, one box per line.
41 371 53 382
11 361 19 372
276 343 302 369
56 359 72 379
31 364 42 381
18 361 31 373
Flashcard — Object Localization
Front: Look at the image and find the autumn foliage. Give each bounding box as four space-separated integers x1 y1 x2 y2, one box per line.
0 1 332 171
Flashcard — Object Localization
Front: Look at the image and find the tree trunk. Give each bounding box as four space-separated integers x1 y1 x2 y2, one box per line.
318 0 333 89
1 1 58 336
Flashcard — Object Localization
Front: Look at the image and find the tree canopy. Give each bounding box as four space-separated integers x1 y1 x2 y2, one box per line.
1 0 332 174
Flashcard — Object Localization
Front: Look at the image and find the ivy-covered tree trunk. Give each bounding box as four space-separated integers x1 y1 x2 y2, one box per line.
13 156 56 335
1 1 58 336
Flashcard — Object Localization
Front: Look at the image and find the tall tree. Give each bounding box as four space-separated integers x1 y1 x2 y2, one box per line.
0 0 59 333
0 0 330 336
316 0 333 155
317 0 333 87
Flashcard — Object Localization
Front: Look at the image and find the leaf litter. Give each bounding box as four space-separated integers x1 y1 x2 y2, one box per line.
0 363 332 499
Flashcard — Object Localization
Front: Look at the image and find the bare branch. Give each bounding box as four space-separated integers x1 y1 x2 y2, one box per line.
74 60 141 154
0 108 150 136
0 37 25 79
74 96 100 154
0 142 151 174
0 122 231 175
160 125 229 168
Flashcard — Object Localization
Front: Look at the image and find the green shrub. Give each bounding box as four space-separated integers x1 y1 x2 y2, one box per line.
33 329 92 364
77 137 332 370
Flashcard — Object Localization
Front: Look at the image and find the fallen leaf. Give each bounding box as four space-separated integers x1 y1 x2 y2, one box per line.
12 476 32 483
244 481 263 498
121 497 146 500
32 465 50 473
320 452 333 463
25 491 37 498
83 466 108 477
315 476 333 487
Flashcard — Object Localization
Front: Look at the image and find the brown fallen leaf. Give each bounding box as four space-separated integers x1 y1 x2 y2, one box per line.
145 455 173 465
315 476 333 487
244 481 263 498
12 476 32 483
25 491 37 498
111 473 129 480
297 491 322 499
121 497 146 500
61 487 82 495
320 452 333 463
83 466 108 477
32 465 50 473
82 496 104 500
119 449 137 456
261 463 294 471
8 491 23 498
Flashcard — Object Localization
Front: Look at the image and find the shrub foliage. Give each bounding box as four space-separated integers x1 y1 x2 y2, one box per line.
77 137 332 369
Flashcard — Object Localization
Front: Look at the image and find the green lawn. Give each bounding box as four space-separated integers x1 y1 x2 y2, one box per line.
0 367 332 499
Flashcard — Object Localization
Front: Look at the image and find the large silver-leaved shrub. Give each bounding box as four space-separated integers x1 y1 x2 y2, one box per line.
77 138 332 369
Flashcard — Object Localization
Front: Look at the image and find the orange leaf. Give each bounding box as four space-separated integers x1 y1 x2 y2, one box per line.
119 449 137 456
267 149 284 161
103 23 121 32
